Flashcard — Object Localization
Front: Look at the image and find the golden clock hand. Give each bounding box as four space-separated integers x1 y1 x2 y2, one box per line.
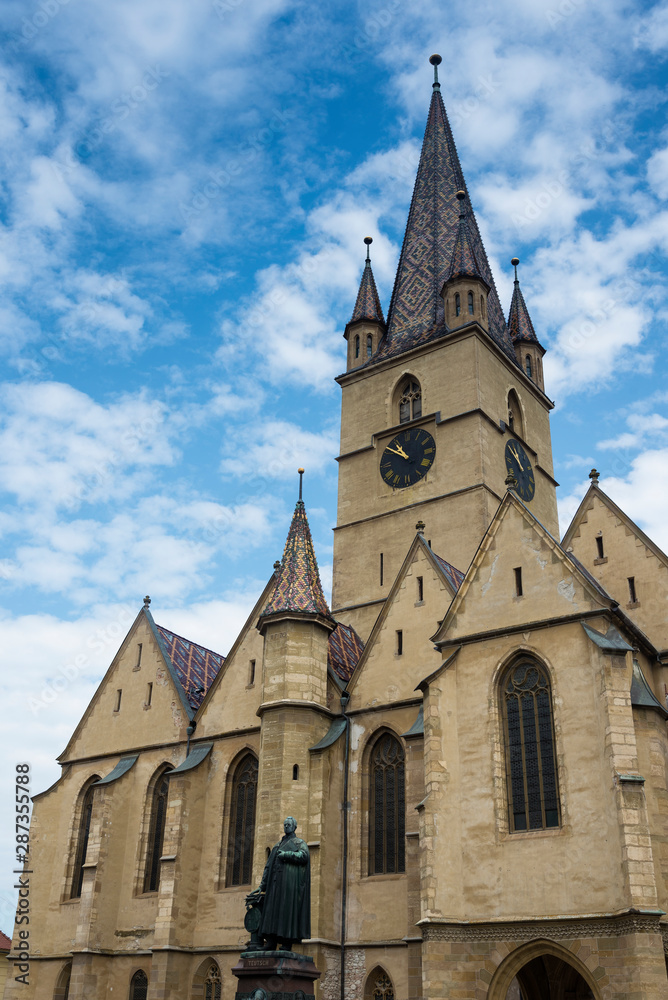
510 446 524 471
387 444 409 460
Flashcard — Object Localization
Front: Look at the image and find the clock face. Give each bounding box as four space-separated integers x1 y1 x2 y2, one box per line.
380 428 435 489
505 439 535 502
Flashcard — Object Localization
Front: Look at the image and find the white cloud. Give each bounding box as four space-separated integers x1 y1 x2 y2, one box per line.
219 420 338 481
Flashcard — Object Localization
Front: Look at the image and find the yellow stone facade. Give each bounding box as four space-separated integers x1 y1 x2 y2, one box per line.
5 62 668 1000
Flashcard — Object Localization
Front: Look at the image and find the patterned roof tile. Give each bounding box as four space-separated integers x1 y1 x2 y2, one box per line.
328 622 365 683
508 277 541 346
350 259 385 325
431 550 465 592
156 625 225 711
371 88 517 365
445 212 488 287
262 500 332 619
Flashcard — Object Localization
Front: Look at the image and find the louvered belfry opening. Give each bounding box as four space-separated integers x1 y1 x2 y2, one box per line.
70 781 97 898
143 771 170 893
204 963 222 1000
369 732 406 875
502 660 560 832
226 753 258 886
129 970 148 1000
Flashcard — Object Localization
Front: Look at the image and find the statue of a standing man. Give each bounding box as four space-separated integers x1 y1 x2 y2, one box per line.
247 817 310 951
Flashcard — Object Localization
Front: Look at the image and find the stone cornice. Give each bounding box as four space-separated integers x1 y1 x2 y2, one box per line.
419 910 664 942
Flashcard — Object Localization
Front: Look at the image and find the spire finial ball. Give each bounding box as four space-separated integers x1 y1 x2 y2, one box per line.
429 54 442 66
363 236 373 245
511 257 520 266
298 467 305 474
456 189 466 201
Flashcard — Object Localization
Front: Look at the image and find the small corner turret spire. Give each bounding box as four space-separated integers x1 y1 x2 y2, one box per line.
429 53 442 90
507 257 546 389
344 236 386 370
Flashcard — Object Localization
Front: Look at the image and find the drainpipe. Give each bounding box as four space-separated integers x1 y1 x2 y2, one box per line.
186 722 195 756
340 690 351 1000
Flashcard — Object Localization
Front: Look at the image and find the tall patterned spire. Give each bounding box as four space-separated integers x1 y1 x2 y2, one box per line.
379 56 516 362
262 478 332 620
350 237 385 324
507 258 542 346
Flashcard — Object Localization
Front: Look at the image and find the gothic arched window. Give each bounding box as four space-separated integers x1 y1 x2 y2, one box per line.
368 732 405 875
364 967 395 1000
501 660 560 832
226 753 258 887
54 962 71 999
525 355 532 378
129 970 148 1000
507 389 523 438
367 333 373 357
355 335 360 358
468 290 474 314
455 292 461 316
398 377 421 424
70 779 98 898
143 769 171 893
204 963 222 1000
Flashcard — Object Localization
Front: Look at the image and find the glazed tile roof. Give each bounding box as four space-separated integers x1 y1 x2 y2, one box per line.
0 931 10 951
432 550 466 592
156 625 225 711
328 622 365 683
508 277 541 346
262 500 332 619
374 87 517 365
444 211 488 287
350 258 385 325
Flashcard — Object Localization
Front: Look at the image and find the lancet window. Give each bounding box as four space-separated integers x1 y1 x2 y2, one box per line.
143 768 171 893
129 970 148 1000
365 968 395 1000
501 659 560 832
398 377 422 424
70 779 98 898
368 732 405 875
226 753 258 886
204 963 222 1000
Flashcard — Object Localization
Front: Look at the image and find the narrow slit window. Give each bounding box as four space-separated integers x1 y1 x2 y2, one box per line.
480 294 485 316
380 553 384 587
71 781 97 898
114 689 122 712
355 335 360 358
134 643 142 670
417 576 424 602
396 630 403 655
467 290 474 314
525 355 532 378
146 682 153 707
596 536 604 559
292 764 299 781
367 334 373 357
143 771 170 893
514 567 523 597
455 292 461 316
249 659 256 686
628 577 637 603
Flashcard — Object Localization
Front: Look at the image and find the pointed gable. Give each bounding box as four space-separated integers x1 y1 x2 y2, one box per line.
378 82 516 363
350 257 385 325
433 492 615 646
261 499 332 620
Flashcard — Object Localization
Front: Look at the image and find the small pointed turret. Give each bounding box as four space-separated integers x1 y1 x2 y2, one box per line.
344 237 386 370
507 258 545 391
441 190 490 331
260 474 333 622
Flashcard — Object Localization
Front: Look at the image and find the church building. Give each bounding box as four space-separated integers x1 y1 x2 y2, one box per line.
5 55 668 1000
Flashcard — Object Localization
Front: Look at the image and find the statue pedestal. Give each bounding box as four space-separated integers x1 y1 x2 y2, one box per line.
231 950 321 1000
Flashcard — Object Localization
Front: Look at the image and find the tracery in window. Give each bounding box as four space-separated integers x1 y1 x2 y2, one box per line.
368 732 405 875
70 779 98 899
398 377 422 424
204 963 222 1000
143 768 171 893
502 660 560 832
365 967 395 1000
129 970 148 1000
226 753 258 887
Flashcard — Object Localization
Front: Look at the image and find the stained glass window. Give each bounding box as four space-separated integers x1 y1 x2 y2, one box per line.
502 661 560 832
226 754 258 886
369 733 405 875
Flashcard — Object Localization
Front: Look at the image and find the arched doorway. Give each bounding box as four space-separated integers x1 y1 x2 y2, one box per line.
488 941 601 1000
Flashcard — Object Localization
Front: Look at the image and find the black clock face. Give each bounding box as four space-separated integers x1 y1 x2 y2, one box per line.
380 428 435 489
505 439 535 501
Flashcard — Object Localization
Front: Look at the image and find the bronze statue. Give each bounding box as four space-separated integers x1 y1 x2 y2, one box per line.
246 816 310 951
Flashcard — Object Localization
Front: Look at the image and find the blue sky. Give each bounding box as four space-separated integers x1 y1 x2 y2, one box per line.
1 0 668 928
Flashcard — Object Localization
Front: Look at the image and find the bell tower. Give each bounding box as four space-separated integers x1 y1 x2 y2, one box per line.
331 56 558 640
